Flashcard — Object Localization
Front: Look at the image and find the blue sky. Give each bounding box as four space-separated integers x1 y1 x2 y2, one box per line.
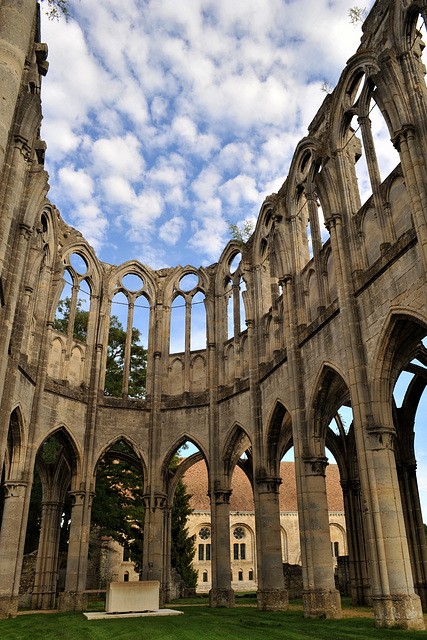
40 1 427 519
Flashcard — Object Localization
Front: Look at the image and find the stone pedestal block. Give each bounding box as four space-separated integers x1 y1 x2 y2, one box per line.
257 587 288 611
0 595 18 619
302 588 342 619
372 594 425 630
106 581 159 613
209 588 235 607
58 591 88 612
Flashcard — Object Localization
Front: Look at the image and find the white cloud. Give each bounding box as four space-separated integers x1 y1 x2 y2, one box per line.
159 216 186 245
92 135 144 180
58 166 93 201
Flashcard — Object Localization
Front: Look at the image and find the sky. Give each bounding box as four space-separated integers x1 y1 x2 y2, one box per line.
39 2 427 520
39 0 378 270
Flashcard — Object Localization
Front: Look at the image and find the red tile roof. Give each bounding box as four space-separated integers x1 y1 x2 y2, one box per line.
183 460 344 512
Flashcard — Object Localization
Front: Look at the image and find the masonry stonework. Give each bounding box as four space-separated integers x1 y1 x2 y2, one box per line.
0 0 426 630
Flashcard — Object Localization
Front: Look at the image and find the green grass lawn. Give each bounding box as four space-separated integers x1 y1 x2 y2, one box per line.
1 601 426 640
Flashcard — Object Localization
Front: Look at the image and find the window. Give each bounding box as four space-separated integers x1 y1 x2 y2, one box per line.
199 544 204 561
238 570 243 581
206 543 211 561
199 527 210 540
233 526 245 540
124 572 129 582
249 569 253 581
233 542 246 560
334 541 339 557
203 571 208 583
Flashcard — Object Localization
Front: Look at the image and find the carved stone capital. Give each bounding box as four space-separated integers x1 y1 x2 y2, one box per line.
365 425 395 451
213 489 232 505
3 481 28 499
256 476 282 494
302 456 328 477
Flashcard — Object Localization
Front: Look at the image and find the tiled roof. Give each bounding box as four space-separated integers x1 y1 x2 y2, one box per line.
183 460 344 512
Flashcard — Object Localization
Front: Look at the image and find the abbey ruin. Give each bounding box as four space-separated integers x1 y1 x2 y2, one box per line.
0 0 426 630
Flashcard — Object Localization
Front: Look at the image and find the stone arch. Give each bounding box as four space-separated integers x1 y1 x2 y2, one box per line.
265 400 292 476
161 433 209 494
222 423 252 481
307 363 351 453
34 425 82 485
93 434 147 484
371 309 427 429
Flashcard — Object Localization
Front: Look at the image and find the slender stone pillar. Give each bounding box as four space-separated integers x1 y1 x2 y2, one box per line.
341 479 371 605
32 500 63 610
299 456 342 619
255 477 288 611
209 489 234 607
398 462 427 610
142 492 166 602
60 490 93 612
0 480 28 618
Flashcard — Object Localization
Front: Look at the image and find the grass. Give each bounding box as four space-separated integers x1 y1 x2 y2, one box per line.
1 600 426 640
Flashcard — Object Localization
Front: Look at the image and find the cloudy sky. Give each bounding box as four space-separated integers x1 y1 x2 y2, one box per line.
39 0 377 270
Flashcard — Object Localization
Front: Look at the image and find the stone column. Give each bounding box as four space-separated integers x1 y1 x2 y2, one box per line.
142 492 166 602
398 462 427 610
299 456 342 619
255 477 288 611
60 490 93 612
341 479 371 605
364 425 424 629
209 489 234 607
0 480 28 618
32 500 63 610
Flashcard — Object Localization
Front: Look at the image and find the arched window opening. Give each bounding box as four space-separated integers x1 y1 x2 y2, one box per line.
190 291 206 351
239 279 246 331
69 253 87 276
226 279 233 340
170 294 185 354
53 269 73 336
53 269 91 343
129 295 149 399
105 291 128 397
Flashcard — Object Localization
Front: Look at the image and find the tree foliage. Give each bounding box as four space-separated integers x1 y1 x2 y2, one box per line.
349 6 367 25
227 220 254 248
40 0 71 21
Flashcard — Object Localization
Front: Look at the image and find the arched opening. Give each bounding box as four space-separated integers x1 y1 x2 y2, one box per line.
89 440 144 589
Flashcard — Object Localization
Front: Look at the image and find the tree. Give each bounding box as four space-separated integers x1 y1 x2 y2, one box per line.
40 0 71 21
91 441 145 574
170 455 197 589
53 297 147 398
349 6 367 25
227 220 254 248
